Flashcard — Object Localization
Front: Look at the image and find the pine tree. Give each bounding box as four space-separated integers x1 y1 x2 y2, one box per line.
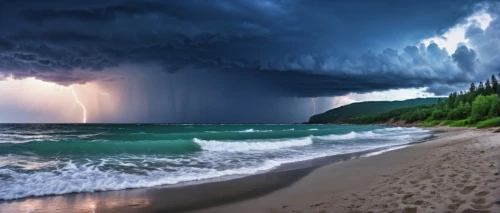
492 75 498 93
485 79 493 95
447 93 455 109
469 82 476 93
478 81 485 96
466 83 477 104
498 82 500 97
458 91 465 104
498 73 500 96
453 92 460 107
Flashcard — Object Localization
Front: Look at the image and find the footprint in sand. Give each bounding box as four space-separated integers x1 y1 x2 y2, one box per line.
471 202 494 210
448 203 462 211
402 193 414 200
471 197 486 204
414 200 424 205
475 191 489 197
486 182 498 190
460 186 477 194
462 173 472 180
461 208 492 213
403 207 417 213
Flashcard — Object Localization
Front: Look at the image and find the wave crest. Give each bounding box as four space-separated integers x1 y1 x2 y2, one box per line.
238 129 272 133
315 127 426 141
314 131 380 140
376 127 429 133
193 137 313 152
206 128 273 133
0 160 282 200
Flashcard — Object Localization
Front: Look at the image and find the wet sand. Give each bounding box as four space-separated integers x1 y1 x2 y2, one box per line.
198 127 500 213
1 127 499 213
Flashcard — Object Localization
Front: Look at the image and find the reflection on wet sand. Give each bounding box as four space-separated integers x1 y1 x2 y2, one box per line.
0 146 391 213
0 165 313 213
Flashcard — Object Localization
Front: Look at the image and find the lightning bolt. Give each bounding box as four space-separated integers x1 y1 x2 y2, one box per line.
311 98 316 115
71 86 87 123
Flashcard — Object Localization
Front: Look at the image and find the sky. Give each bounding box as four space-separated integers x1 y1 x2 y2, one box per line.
0 0 500 123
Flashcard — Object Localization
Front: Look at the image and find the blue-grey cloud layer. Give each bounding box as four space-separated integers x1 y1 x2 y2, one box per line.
1 0 500 122
0 0 495 93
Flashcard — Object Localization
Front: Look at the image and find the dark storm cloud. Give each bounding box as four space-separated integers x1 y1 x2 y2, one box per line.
452 45 478 73
0 0 496 95
424 84 467 96
465 3 500 76
0 39 14 51
18 1 166 24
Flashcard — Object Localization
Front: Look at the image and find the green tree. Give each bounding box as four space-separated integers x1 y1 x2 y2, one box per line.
464 102 471 115
498 84 500 97
430 109 447 121
453 92 460 107
485 79 493 95
478 81 485 95
498 73 500 96
469 82 476 93
447 93 455 109
447 101 469 120
471 95 500 123
492 75 498 93
457 91 465 104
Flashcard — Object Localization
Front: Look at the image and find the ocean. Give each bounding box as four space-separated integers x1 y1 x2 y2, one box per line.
0 124 431 200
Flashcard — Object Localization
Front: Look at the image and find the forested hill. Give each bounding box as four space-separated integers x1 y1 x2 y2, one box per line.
308 98 440 123
311 74 500 129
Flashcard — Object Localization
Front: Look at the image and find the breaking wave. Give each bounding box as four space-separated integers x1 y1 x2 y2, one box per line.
193 137 313 152
205 128 273 133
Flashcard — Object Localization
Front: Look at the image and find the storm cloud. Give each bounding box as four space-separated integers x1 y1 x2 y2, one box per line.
0 1 495 88
1 0 500 122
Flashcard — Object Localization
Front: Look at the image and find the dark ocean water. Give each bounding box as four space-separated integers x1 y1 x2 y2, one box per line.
0 124 431 200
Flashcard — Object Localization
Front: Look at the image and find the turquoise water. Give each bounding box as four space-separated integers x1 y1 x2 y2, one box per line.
0 124 431 200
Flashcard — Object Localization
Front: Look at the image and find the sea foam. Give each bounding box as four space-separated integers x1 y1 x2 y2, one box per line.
205 128 273 133
314 127 428 141
314 131 380 140
0 160 282 200
193 136 313 152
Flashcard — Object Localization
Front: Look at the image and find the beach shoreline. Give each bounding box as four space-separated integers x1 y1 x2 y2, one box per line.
0 127 498 213
198 126 500 213
0 134 423 213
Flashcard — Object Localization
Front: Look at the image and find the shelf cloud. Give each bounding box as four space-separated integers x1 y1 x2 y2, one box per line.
0 0 499 122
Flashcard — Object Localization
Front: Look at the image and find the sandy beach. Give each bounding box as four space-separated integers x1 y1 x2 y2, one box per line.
0 127 499 213
198 127 500 213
